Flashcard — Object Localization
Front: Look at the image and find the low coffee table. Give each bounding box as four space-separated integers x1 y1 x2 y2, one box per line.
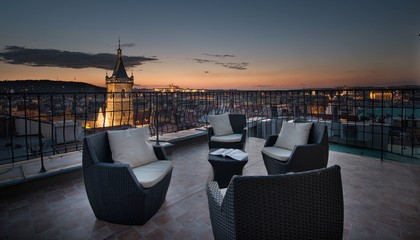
208 148 248 188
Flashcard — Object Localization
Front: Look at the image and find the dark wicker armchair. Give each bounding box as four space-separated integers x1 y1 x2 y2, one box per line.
262 122 329 174
208 114 247 150
206 165 344 240
82 131 172 225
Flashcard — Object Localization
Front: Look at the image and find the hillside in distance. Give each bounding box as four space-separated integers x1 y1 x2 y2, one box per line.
0 80 105 93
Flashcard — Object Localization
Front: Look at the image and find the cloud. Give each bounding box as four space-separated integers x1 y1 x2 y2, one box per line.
194 53 248 70
218 62 248 70
194 58 212 64
121 43 135 48
203 53 235 58
0 46 157 70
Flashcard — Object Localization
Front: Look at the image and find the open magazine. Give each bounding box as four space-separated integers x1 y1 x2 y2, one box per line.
210 148 248 161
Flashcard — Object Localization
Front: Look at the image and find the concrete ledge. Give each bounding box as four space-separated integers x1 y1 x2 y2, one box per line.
0 151 82 188
150 141 175 155
150 128 207 144
0 128 209 188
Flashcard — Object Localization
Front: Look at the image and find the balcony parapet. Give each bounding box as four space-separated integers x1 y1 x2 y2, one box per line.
0 87 418 169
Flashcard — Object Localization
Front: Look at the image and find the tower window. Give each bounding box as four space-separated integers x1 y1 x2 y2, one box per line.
121 89 126 98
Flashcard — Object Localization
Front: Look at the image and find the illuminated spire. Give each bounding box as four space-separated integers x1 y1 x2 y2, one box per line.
108 38 129 79
117 37 122 58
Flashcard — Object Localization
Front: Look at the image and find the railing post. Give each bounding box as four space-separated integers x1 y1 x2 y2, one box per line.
411 89 415 157
155 92 160 146
381 89 384 161
7 90 15 163
155 110 160 146
50 93 55 155
37 94 46 173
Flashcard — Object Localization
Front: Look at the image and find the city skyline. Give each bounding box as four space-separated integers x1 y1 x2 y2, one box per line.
0 0 419 90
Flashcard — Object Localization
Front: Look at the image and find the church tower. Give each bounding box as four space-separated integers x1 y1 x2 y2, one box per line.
102 41 134 127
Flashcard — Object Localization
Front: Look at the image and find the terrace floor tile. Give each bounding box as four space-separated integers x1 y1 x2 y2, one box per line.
1 137 419 239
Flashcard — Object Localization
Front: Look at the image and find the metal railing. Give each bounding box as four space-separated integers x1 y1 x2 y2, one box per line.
0 87 419 169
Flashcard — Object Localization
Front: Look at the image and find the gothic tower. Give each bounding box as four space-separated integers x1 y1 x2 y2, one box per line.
102 41 134 127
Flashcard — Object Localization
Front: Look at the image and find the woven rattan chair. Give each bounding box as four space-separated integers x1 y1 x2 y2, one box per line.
262 122 329 174
208 114 247 149
206 165 344 240
82 131 172 225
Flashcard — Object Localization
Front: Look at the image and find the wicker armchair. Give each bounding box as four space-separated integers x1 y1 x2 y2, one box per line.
262 122 329 174
82 131 172 225
208 114 247 150
206 165 344 240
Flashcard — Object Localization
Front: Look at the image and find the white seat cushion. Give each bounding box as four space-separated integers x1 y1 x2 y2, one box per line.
274 121 313 151
132 160 172 188
107 127 158 168
261 146 292 162
220 188 227 198
211 133 243 143
208 114 234 136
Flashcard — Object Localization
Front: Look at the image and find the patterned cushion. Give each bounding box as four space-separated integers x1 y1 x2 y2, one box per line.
208 114 234 136
107 127 158 168
274 121 313 151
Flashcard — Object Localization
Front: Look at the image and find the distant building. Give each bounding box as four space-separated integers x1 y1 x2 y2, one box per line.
96 42 134 127
369 90 393 101
153 83 206 93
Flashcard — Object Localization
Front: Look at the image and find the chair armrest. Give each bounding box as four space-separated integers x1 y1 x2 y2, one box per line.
264 135 278 147
208 127 215 141
153 145 168 160
288 143 328 171
207 181 224 207
240 128 247 143
86 162 144 191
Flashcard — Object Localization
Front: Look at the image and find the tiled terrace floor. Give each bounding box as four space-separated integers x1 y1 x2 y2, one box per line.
1 137 420 240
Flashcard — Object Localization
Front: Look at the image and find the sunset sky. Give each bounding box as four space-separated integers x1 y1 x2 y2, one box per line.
0 0 419 90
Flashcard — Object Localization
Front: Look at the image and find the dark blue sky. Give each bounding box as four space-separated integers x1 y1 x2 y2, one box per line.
0 0 419 89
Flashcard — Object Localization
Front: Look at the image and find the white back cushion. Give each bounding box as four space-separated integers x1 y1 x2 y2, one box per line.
208 114 234 136
274 121 313 151
107 127 158 168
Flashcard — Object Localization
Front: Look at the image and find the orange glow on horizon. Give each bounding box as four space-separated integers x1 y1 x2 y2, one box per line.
0 62 418 90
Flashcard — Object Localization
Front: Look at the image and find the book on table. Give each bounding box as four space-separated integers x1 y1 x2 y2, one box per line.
210 148 248 161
